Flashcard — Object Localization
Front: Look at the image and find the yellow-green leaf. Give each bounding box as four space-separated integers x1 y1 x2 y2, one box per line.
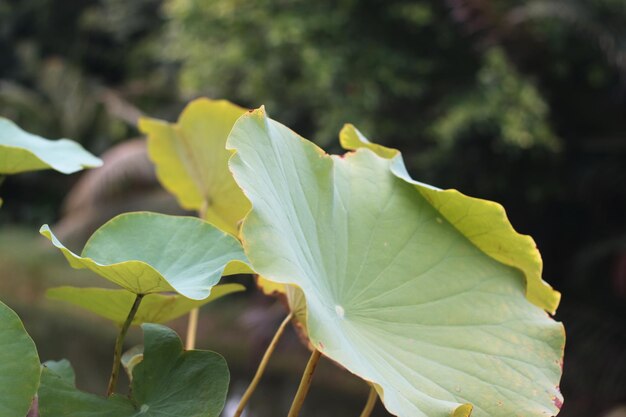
46 284 245 326
139 98 251 235
339 124 560 314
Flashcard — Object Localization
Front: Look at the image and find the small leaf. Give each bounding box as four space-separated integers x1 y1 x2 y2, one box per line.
121 346 144 382
227 108 565 417
46 283 245 326
43 359 76 385
41 212 251 300
0 117 102 174
0 301 40 417
39 324 230 417
139 98 251 235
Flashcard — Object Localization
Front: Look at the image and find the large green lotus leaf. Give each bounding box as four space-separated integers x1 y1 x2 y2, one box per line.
227 108 565 417
0 301 40 417
339 123 560 314
46 283 245 326
139 98 251 235
39 324 229 417
0 117 102 174
40 212 251 300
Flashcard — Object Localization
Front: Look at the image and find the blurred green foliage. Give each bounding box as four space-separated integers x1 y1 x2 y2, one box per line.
166 0 480 146
432 47 560 151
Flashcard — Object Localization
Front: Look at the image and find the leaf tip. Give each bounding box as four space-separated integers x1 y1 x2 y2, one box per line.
39 224 52 237
137 116 162 135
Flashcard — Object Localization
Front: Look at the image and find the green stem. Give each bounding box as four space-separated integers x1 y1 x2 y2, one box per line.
106 293 144 396
287 349 322 417
233 312 294 417
359 386 378 417
185 201 209 350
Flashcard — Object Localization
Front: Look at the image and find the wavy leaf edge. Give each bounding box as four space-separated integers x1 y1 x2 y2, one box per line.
339 123 560 314
40 211 252 300
226 107 564 417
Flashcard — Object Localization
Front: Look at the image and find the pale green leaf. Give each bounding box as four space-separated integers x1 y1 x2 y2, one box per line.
0 301 40 417
139 98 251 235
0 117 102 174
339 123 560 314
39 324 229 417
227 108 565 417
40 212 251 299
46 283 245 326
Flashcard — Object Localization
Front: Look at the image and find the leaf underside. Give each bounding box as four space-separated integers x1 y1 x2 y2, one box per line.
0 117 102 174
227 108 565 417
339 124 560 314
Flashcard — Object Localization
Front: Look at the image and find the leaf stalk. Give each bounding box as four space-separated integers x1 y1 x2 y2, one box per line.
287 348 322 417
106 293 144 396
359 386 378 417
233 312 294 417
185 308 200 350
185 200 210 350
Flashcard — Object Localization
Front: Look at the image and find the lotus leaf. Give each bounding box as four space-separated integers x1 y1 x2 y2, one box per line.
41 212 251 300
139 98 250 235
339 123 560 314
0 301 40 417
38 324 229 417
226 108 565 417
0 117 102 174
46 283 245 326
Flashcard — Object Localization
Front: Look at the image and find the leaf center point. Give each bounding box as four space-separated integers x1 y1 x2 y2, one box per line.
335 305 345 319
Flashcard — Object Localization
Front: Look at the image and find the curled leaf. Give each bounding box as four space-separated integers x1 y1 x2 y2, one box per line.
0 117 102 174
340 124 560 314
41 212 251 300
121 345 144 382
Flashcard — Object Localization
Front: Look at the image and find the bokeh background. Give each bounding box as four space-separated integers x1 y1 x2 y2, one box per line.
1 1 625 416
